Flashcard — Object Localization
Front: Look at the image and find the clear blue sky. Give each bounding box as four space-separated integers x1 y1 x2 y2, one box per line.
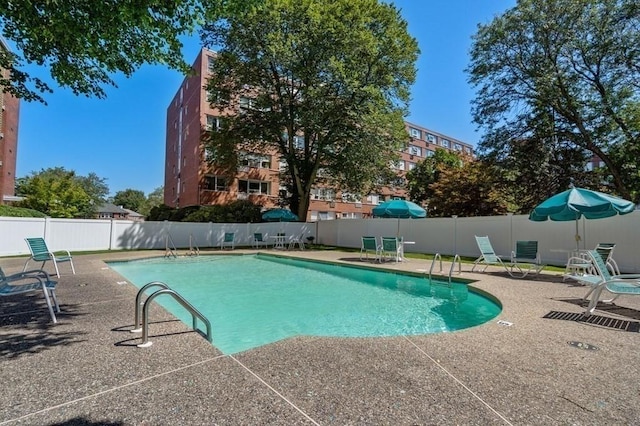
15 0 515 197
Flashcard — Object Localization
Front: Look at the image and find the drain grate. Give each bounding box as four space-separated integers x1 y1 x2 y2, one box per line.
567 341 598 351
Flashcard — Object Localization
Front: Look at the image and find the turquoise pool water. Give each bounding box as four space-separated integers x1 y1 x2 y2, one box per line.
109 255 501 354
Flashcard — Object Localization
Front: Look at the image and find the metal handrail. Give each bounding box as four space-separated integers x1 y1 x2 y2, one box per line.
131 281 171 332
165 234 178 258
134 285 212 348
449 254 462 284
187 233 200 256
429 253 443 282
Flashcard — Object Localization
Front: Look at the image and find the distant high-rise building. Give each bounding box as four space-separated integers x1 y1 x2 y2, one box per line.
164 49 473 220
0 37 19 204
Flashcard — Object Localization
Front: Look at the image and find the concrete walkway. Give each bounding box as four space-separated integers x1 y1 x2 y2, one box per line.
1 249 639 425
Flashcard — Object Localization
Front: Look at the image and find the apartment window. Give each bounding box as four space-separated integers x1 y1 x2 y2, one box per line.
425 149 435 157
391 160 405 171
311 188 335 201
408 162 417 171
441 139 450 148
426 133 436 143
238 179 270 195
240 152 271 169
409 127 421 139
207 56 215 72
454 143 462 151
341 192 360 203
206 115 222 131
293 135 305 149
366 194 381 205
408 145 421 157
203 175 228 191
239 96 255 110
464 146 472 154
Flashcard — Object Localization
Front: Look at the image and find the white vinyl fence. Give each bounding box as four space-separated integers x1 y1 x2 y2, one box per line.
1 212 639 272
314 212 640 273
0 217 316 256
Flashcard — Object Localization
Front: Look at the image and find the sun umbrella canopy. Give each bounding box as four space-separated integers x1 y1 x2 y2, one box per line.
261 208 299 222
528 187 635 222
372 200 427 219
528 187 635 250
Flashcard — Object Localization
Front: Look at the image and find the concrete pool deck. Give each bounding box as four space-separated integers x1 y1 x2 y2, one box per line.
1 249 639 425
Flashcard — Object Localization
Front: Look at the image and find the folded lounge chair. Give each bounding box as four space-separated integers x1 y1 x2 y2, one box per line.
1 267 60 323
577 250 640 316
595 243 620 275
23 237 75 278
360 236 381 262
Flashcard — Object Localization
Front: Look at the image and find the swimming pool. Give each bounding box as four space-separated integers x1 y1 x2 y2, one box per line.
109 254 501 354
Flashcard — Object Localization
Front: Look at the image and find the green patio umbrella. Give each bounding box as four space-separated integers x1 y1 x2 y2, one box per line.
528 187 635 249
261 208 299 222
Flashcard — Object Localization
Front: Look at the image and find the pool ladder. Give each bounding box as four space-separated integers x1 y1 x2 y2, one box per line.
165 234 178 258
429 253 462 285
131 281 212 348
187 233 200 256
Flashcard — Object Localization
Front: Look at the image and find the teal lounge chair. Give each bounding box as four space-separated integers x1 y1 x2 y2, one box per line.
221 232 235 250
23 237 75 278
1 267 60 323
381 237 402 263
579 250 640 316
252 233 268 249
360 236 381 262
509 240 545 278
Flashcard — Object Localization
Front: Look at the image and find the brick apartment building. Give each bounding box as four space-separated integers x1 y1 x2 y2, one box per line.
164 49 473 221
0 37 19 204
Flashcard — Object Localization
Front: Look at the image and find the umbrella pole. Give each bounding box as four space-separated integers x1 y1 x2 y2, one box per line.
574 217 580 251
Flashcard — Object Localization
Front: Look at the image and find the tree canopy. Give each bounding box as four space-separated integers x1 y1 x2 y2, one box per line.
16 167 101 218
468 0 640 202
113 189 146 213
405 149 462 206
202 0 419 220
0 0 262 102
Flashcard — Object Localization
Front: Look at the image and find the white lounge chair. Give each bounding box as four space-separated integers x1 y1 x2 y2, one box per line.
576 250 640 316
472 236 509 273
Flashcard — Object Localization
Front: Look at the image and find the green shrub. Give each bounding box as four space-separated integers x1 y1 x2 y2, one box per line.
0 205 48 218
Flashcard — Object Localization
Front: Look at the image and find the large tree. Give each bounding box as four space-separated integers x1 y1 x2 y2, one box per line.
202 0 418 220
16 167 94 218
0 0 261 102
113 189 146 213
468 0 640 201
406 149 463 206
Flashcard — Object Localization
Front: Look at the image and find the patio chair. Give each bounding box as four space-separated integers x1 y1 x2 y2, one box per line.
360 236 381 262
252 233 268 249
1 267 60 323
578 250 640 316
595 243 620 275
288 234 305 250
221 232 235 250
472 236 510 274
23 237 75 278
381 237 402 263
509 240 545 278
